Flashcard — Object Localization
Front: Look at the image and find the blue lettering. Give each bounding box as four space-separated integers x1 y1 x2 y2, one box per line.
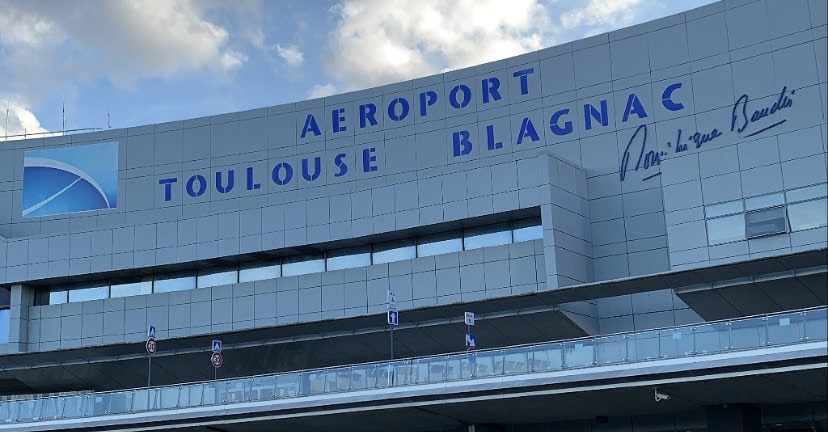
362 147 378 172
246 167 260 190
622 93 648 122
419 90 438 116
482 77 502 103
486 125 502 150
387 97 410 121
661 83 684 111
186 175 207 197
215 170 234 194
549 109 573 136
301 157 321 181
271 163 293 186
449 84 471 109
584 100 609 130
453 130 473 156
359 103 378 128
300 114 321 138
159 178 177 202
332 108 346 133
334 153 348 177
516 117 540 144
512 68 534 95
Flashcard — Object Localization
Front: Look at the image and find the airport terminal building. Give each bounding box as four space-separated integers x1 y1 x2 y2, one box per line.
1 0 826 430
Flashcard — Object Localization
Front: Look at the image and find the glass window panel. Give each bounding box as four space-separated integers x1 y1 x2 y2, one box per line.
786 183 827 203
154 273 196 293
68 284 109 303
464 223 512 250
110 277 153 298
705 200 743 218
372 240 416 264
513 225 543 242
282 254 325 277
49 289 68 305
0 286 9 308
0 309 9 344
417 232 462 257
745 207 787 238
745 193 784 211
788 199 828 231
327 247 371 271
197 269 238 288
706 214 745 245
239 264 280 282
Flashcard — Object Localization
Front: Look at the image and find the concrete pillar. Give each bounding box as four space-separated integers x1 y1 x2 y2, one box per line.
1 284 34 354
706 405 762 432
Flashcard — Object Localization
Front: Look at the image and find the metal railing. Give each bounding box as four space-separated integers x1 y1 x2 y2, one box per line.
1 307 826 424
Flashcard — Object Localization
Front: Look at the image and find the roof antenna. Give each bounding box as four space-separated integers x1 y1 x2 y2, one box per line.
62 103 66 135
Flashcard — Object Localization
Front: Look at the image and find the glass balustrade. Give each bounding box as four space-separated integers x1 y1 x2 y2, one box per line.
1 307 824 424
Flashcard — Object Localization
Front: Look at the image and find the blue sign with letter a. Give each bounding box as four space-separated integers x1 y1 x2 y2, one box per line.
387 310 399 326
212 340 222 353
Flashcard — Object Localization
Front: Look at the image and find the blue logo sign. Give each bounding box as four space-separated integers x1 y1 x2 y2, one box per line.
23 142 119 218
212 340 222 353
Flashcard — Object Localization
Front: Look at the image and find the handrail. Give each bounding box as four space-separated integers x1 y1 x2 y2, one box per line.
0 128 105 142
0 306 825 424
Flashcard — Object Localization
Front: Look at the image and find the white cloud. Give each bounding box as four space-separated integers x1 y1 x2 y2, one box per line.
0 99 50 141
221 50 249 72
307 83 338 99
324 0 551 90
0 0 248 97
275 43 304 67
319 0 693 93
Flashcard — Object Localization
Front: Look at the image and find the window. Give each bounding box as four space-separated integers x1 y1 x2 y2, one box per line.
417 232 463 257
512 219 543 242
327 247 371 271
239 264 280 283
464 223 512 250
707 214 745 245
372 240 416 264
745 206 787 239
0 309 9 344
111 277 152 298
154 273 196 293
67 284 109 303
282 254 325 276
745 193 784 212
197 268 238 288
49 289 68 305
786 184 827 203
0 286 9 309
788 199 827 231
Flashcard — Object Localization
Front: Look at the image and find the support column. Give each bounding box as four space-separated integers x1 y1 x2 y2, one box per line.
2 284 34 354
706 405 762 432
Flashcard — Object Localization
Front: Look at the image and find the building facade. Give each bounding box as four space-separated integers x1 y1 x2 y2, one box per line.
0 0 826 430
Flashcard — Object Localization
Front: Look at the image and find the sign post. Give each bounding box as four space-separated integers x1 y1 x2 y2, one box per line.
387 291 398 360
464 311 475 349
211 340 223 380
146 324 157 387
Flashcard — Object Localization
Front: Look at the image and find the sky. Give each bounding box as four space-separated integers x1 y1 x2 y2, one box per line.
0 0 717 139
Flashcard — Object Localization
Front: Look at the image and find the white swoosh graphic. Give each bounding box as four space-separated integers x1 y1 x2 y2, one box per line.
22 177 82 217
23 156 112 209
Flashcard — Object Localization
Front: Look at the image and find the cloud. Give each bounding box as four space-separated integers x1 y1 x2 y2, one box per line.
0 0 249 99
319 0 698 93
0 99 50 140
221 50 249 72
275 43 304 67
307 83 338 99
324 0 552 90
